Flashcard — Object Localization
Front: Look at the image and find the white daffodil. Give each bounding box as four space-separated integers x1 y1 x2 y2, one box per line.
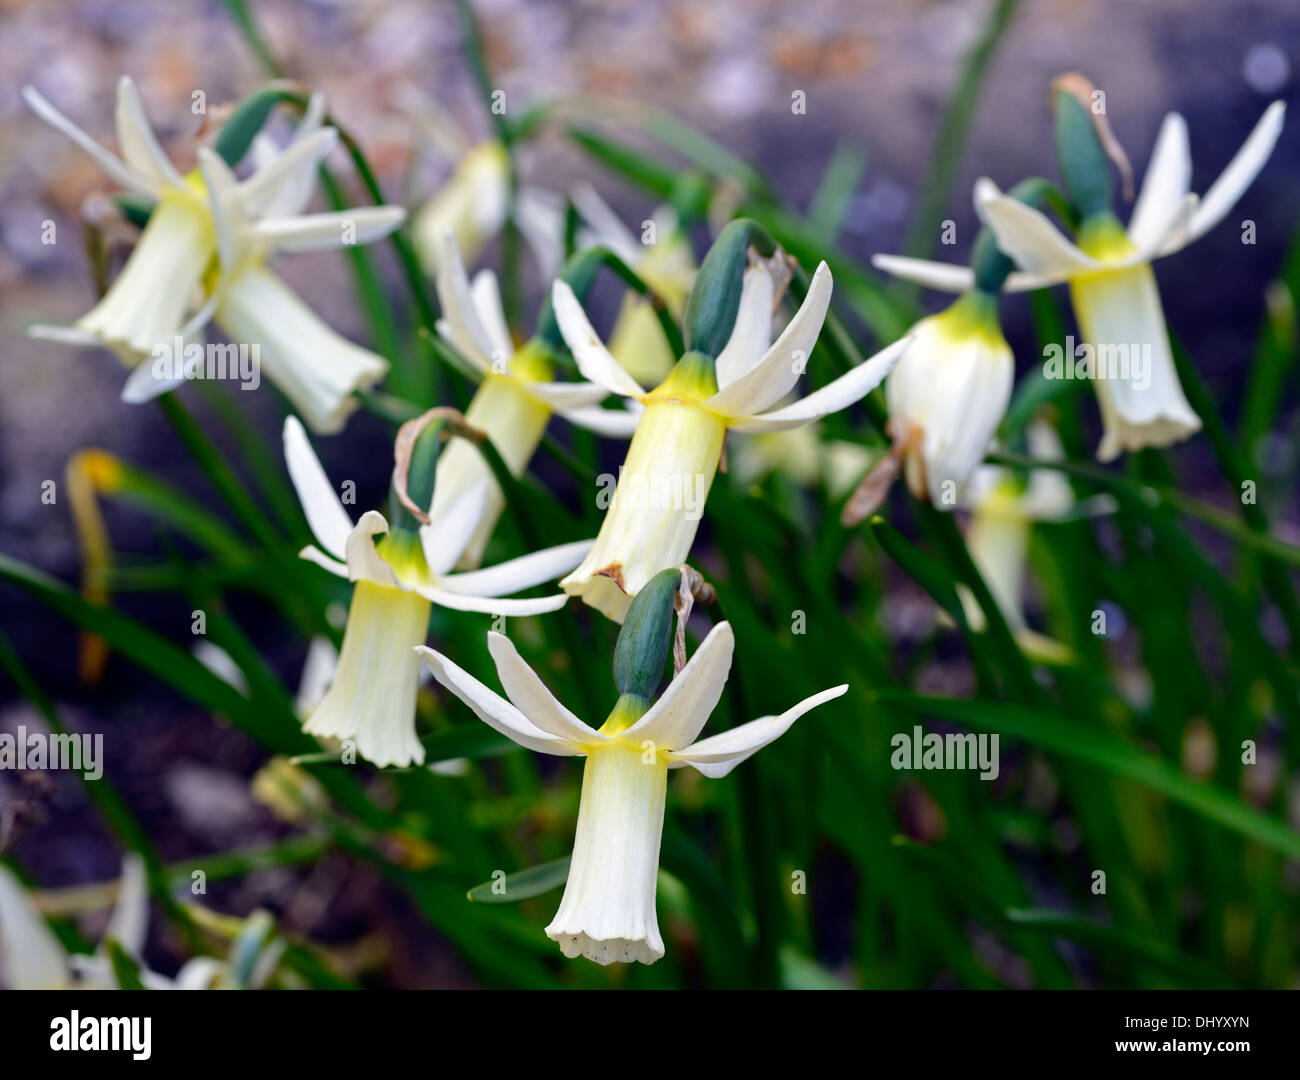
418 623 846 965
195 125 405 433
0 855 219 990
283 416 591 767
412 133 564 278
957 422 1114 661
885 290 1014 505
876 100 1285 461
429 231 641 567
572 184 697 386
551 261 908 620
23 77 219 397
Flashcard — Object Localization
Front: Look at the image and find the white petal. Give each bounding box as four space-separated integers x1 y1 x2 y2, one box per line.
22 84 157 196
120 352 191 404
419 480 489 576
103 853 149 956
299 544 349 578
668 684 848 777
975 186 1098 279
471 268 514 359
420 583 570 616
197 148 246 272
114 76 183 188
731 335 908 433
434 539 593 598
1127 112 1192 252
345 510 402 587
486 631 607 745
283 416 352 560
415 644 582 755
522 380 611 410
433 231 497 372
713 263 776 387
870 254 974 294
551 280 647 399
1188 100 1286 242
557 400 644 438
619 622 734 751
707 262 832 417
0 865 69 990
28 323 104 348
570 181 640 262
516 185 567 279
252 206 406 253
239 128 339 217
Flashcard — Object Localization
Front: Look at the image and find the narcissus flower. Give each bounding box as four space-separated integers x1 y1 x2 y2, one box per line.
196 130 404 433
552 237 907 620
283 416 591 767
418 569 847 964
0 855 219 990
23 77 224 397
430 231 641 567
878 88 1285 462
957 422 1114 661
885 289 1013 505
572 184 696 386
412 137 563 277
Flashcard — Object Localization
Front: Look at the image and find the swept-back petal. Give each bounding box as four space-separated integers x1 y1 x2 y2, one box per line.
23 84 158 196
707 261 832 417
471 268 513 360
557 401 644 438
975 182 1098 279
283 416 353 559
419 480 489 577
551 281 647 399
419 583 570 616
1127 112 1191 252
486 631 608 745
433 232 497 372
713 263 776 387
668 684 847 777
434 539 592 598
522 381 611 410
1188 100 1285 242
415 644 583 755
619 622 734 751
114 76 183 188
730 335 908 433
871 254 974 294
252 206 406 253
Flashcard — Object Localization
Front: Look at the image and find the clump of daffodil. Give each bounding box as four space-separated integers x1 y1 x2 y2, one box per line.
22 77 236 398
878 75 1285 462
418 568 847 965
552 219 909 621
572 184 696 386
283 413 592 768
194 115 405 432
0 855 221 990
429 231 643 568
955 421 1115 663
25 82 405 428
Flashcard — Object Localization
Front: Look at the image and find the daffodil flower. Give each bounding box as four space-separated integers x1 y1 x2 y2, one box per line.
572 184 696 386
884 289 1013 505
283 416 591 767
195 133 405 433
412 131 563 278
417 577 847 965
0 855 220 990
957 422 1114 661
429 231 642 567
551 255 908 621
877 98 1285 461
23 76 224 398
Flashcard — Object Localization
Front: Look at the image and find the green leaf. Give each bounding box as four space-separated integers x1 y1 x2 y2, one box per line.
467 858 571 903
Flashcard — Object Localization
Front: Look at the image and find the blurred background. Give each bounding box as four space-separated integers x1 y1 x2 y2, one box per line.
0 0 1296 987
